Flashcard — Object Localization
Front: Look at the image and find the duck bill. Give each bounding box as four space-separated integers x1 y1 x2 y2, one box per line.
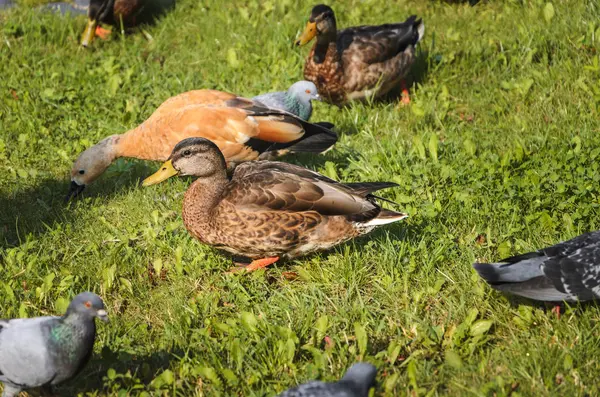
65 181 86 202
142 160 179 186
295 21 317 46
81 18 97 47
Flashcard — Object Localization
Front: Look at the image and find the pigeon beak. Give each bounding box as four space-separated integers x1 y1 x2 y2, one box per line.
66 181 86 202
96 309 109 322
314 93 321 101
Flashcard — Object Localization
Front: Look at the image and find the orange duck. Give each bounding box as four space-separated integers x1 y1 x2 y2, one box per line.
67 89 337 199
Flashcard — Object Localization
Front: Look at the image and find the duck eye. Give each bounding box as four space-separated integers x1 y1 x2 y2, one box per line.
183 150 192 157
79 170 85 175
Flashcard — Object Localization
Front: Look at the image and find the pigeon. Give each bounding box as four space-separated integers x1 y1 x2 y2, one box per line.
473 230 600 302
277 363 377 397
0 292 108 397
253 81 320 121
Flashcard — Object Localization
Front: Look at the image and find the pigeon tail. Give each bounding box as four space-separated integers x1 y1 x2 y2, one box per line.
473 252 547 284
341 363 377 395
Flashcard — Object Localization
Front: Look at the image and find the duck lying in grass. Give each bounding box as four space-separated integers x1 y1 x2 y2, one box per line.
295 4 424 106
143 137 407 272
81 0 175 47
68 89 338 199
474 230 600 302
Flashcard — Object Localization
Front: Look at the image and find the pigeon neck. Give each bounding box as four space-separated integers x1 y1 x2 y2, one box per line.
284 93 311 121
51 314 97 359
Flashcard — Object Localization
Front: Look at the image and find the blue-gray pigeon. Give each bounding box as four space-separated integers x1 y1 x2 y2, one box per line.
253 81 320 121
474 230 600 301
278 363 377 397
0 292 108 397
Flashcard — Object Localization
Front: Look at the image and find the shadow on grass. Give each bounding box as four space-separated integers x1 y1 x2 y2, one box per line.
0 162 154 249
56 346 179 396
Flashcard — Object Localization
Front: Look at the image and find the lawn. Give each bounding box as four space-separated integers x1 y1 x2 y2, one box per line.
1 0 600 395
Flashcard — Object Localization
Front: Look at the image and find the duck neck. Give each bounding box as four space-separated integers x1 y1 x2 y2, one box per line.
182 172 229 234
313 33 337 64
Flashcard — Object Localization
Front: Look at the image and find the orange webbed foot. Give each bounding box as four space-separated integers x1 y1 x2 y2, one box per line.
227 256 280 273
95 26 112 40
400 80 410 105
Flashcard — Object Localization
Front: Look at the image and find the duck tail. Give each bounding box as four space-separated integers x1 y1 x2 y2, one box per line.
269 121 338 154
364 209 408 226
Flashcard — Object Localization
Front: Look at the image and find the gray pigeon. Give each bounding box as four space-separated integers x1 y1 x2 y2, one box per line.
473 230 600 301
0 292 108 397
253 81 320 121
278 363 377 397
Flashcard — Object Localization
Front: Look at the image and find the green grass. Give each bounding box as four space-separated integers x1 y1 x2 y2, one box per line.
2 0 600 395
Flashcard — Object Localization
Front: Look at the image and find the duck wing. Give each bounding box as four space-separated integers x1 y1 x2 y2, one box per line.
338 15 423 65
226 163 383 219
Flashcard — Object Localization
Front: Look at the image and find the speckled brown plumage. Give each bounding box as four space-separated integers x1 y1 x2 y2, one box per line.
148 138 408 264
297 4 424 106
89 0 174 28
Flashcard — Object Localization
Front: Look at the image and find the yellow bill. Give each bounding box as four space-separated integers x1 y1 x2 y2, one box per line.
81 18 97 47
295 21 317 46
142 160 179 186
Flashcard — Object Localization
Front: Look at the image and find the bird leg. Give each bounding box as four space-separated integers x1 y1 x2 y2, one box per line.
95 25 112 40
551 304 561 319
228 257 280 273
400 79 411 105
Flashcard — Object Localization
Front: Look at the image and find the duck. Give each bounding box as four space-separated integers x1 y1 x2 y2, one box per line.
142 137 407 272
473 230 600 302
81 0 175 47
295 4 424 106
67 89 338 199
253 81 320 121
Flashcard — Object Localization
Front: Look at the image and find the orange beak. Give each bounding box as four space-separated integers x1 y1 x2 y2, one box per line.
295 21 317 46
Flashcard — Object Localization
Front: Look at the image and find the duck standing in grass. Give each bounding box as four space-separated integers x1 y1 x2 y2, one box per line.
253 81 320 121
278 363 377 397
295 4 424 105
68 90 337 199
474 230 600 303
143 137 407 272
81 0 175 47
0 292 108 397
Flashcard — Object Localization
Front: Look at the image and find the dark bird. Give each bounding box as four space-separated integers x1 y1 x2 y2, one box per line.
473 230 600 302
277 363 377 397
0 292 108 397
295 4 424 106
81 0 175 47
143 138 407 272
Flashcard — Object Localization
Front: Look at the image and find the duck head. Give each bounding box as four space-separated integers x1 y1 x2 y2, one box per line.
295 4 337 46
81 0 115 47
142 138 227 186
67 136 119 200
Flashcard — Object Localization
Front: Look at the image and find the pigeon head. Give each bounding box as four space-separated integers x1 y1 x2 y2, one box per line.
66 292 108 322
342 363 377 395
288 81 320 103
